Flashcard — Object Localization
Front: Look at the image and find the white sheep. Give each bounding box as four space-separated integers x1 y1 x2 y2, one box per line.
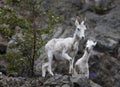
74 39 97 79
42 18 87 77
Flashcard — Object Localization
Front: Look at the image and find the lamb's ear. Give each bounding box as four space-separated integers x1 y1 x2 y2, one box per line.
94 41 97 46
75 19 79 26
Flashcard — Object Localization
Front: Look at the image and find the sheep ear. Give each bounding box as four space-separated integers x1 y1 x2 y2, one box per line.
75 19 79 26
81 21 85 25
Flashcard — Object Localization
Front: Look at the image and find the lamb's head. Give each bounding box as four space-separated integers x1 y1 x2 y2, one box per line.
75 19 87 40
85 40 97 53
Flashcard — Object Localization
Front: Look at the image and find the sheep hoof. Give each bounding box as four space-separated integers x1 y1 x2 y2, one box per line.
50 72 54 76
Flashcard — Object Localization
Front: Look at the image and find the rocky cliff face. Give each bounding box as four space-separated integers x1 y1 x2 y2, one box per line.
35 0 120 87
0 0 120 87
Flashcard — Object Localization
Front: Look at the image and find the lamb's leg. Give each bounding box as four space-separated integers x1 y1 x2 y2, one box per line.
69 58 75 74
47 51 54 76
85 70 89 79
85 66 89 79
73 64 79 76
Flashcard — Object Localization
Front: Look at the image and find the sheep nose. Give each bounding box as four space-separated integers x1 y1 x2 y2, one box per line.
81 37 85 40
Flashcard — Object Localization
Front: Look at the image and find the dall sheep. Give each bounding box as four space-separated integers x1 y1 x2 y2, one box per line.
42 18 87 77
74 39 97 78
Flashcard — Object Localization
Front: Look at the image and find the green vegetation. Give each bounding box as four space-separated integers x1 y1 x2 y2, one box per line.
91 5 105 15
0 0 63 76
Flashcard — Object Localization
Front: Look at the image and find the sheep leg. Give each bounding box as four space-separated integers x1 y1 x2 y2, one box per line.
42 62 49 77
47 51 54 76
85 66 89 79
62 52 72 74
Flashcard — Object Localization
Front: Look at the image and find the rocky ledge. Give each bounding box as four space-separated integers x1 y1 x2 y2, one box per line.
0 74 102 87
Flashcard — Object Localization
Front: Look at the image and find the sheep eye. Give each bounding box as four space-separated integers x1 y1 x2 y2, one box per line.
77 28 80 31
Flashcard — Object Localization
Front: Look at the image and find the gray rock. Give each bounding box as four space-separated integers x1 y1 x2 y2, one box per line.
90 80 102 87
72 78 91 87
89 53 120 87
86 5 120 52
118 47 120 59
8 72 18 77
41 34 48 40
62 84 70 87
0 65 7 75
53 25 64 38
44 75 69 86
96 36 118 51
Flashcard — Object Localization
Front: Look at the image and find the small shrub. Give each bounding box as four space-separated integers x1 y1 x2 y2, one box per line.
5 51 30 76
